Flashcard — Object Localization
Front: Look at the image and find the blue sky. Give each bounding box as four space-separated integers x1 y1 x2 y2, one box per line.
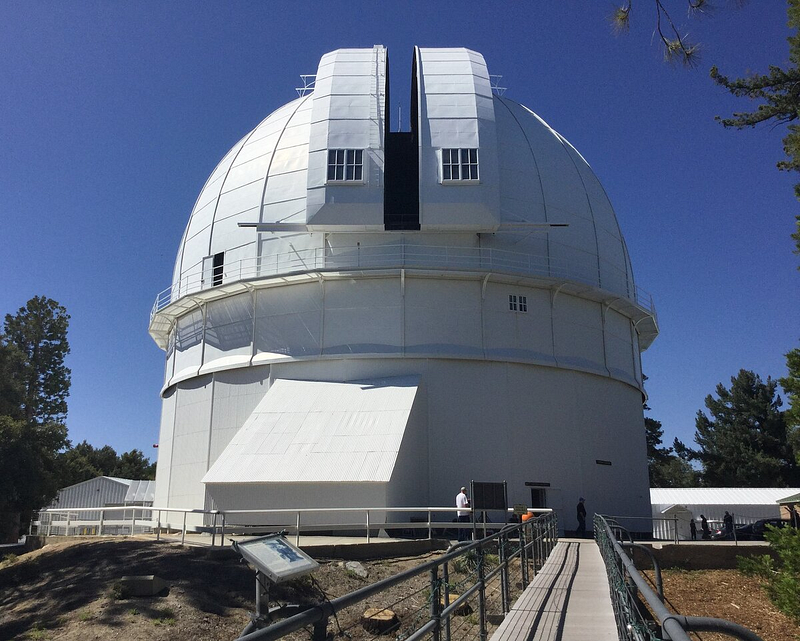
2 2 797 461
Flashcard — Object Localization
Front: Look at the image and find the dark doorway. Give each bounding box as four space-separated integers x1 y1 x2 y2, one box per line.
212 252 224 286
530 488 547 509
384 133 419 230
383 50 420 231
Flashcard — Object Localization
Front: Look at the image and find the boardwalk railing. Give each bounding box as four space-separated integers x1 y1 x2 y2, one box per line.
31 505 550 548
236 511 558 641
594 514 764 641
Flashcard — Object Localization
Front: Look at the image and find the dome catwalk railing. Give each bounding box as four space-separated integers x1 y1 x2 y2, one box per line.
151 240 655 321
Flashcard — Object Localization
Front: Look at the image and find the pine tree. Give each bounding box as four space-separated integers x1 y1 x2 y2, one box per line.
0 296 71 541
3 296 71 424
711 1 800 261
610 2 800 261
646 417 698 487
779 347 800 463
692 369 799 486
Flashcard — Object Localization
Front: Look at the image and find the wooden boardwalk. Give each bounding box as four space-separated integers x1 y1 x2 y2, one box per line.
490 539 617 641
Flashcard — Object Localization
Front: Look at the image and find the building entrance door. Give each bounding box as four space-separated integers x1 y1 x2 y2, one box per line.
530 488 547 508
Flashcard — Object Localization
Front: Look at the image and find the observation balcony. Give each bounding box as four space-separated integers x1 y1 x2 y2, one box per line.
149 241 657 350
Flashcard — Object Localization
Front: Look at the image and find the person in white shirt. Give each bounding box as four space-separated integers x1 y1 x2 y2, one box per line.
456 486 471 541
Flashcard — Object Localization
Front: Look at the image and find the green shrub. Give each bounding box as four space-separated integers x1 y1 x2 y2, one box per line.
738 525 800 623
737 553 774 578
451 550 500 575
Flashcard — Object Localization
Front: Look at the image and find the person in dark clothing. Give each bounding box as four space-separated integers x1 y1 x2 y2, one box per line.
576 497 587 538
700 514 711 540
689 519 697 541
723 511 733 534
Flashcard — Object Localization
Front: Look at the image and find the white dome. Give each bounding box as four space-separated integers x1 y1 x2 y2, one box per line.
152 45 655 350
151 46 657 524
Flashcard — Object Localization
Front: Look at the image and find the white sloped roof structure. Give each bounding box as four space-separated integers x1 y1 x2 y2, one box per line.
124 480 156 503
203 376 419 484
651 488 800 506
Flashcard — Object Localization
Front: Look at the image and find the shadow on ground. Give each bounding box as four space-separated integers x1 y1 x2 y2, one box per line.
0 539 260 639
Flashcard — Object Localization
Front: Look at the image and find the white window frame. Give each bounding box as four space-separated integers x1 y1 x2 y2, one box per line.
441 148 479 183
327 149 364 183
509 294 528 313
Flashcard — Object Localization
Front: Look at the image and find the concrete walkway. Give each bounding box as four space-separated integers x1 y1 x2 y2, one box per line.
490 539 617 641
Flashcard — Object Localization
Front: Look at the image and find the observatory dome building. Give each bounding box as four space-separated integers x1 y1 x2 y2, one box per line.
150 46 658 530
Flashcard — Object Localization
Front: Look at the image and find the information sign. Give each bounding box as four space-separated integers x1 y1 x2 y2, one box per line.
234 534 319 584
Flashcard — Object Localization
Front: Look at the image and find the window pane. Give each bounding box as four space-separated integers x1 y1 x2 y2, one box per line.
328 150 336 164
335 166 344 180
452 164 460 180
355 150 363 164
337 149 344 163
354 165 362 181
346 149 355 164
470 165 478 179
346 165 354 180
469 149 477 163
443 165 451 180
461 149 469 163
327 166 336 180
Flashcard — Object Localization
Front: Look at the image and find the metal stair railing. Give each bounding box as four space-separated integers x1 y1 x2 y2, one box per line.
235 512 558 641
594 514 765 641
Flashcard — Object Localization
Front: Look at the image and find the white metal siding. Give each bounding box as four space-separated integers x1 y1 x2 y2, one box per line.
203 376 419 484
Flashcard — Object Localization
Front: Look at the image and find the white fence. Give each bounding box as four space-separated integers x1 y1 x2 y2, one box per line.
32 505 552 547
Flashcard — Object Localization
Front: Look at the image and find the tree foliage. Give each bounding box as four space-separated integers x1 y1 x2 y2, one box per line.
645 417 699 486
611 2 800 262
779 346 800 461
684 369 800 486
58 441 156 487
2 296 71 424
609 0 717 67
710 1 800 259
0 297 71 541
739 525 800 623
0 297 157 541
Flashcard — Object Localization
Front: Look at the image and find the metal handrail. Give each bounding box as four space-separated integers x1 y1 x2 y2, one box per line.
236 512 559 641
594 514 764 641
32 505 554 548
151 240 655 321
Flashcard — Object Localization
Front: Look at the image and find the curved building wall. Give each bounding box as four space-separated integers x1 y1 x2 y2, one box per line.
153 356 650 530
163 275 642 390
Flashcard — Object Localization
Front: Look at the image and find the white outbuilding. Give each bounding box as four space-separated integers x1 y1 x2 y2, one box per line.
150 46 659 532
38 477 156 534
650 487 800 538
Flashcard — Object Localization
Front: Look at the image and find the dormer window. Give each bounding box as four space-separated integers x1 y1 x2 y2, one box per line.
327 149 363 182
442 148 479 182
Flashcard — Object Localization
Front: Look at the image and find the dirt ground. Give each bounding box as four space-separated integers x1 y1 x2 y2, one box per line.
1 538 797 641
0 539 450 641
645 568 800 641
